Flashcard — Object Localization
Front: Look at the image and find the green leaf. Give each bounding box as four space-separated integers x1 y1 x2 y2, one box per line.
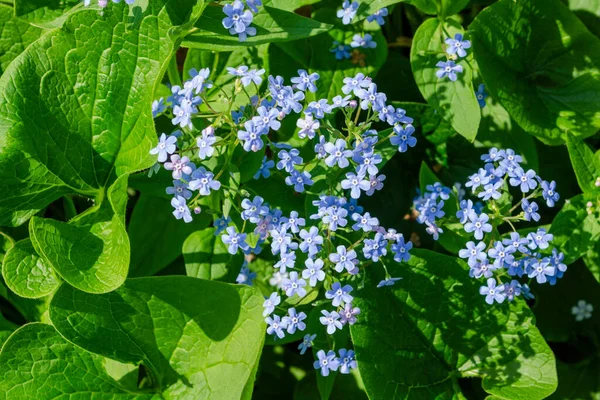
549 193 600 264
566 134 600 193
2 238 60 298
0 281 51 323
583 239 600 284
0 0 205 226
418 160 440 194
411 18 481 141
29 175 129 294
0 323 153 399
182 5 332 51
409 0 469 17
0 5 43 74
49 276 265 399
14 0 79 28
183 227 243 280
350 249 558 400
262 0 322 11
0 312 17 347
128 195 211 277
470 0 600 145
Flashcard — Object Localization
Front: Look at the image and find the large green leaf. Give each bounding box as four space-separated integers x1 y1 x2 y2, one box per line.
549 193 600 265
2 238 60 298
0 323 153 399
350 249 558 400
411 18 481 141
182 5 332 51
566 135 600 194
0 0 205 227
49 276 265 399
0 5 42 74
0 312 17 347
470 0 600 145
29 175 129 294
128 195 211 277
183 227 242 280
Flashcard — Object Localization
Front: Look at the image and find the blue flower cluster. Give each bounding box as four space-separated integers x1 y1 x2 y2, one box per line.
458 148 564 304
436 33 471 82
149 62 419 374
222 0 262 42
331 2 387 60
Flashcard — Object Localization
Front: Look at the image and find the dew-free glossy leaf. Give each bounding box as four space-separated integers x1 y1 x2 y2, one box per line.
566 135 600 193
0 0 205 226
350 249 558 400
0 5 43 74
29 175 129 294
0 323 153 399
2 238 60 298
470 0 600 145
411 18 481 141
50 276 265 399
182 5 332 51
183 227 242 280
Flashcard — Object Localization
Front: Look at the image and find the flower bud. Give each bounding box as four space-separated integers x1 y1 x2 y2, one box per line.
193 206 202 215
349 100 358 109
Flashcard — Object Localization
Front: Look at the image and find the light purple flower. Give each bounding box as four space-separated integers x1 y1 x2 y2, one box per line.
319 310 343 335
171 196 192 223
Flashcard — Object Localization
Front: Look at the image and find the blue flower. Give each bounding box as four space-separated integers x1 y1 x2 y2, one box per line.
367 8 388 25
527 258 555 284
331 41 352 60
222 226 249 254
502 232 529 253
342 73 370 96
285 170 314 193
521 283 535 300
466 168 490 191
263 292 280 316
232 106 245 124
366 174 386 196
419 198 445 223
464 212 492 240
392 236 412 263
189 167 221 195
270 227 295 255
426 182 451 201
171 196 192 223
214 216 231 235
314 349 340 376
527 228 553 250
299 333 316 355
150 133 178 162
277 149 302 173
222 0 256 42
242 69 265 87
390 124 417 153
478 181 503 201
325 139 352 168
479 278 506 305
296 115 320 139
488 242 515 269
282 271 307 298
459 241 486 267
282 308 307 334
358 83 385 110
509 168 537 192
322 207 348 231
305 99 332 119
505 280 522 301
236 263 256 285
444 33 471 58
241 196 269 222
363 232 388 261
521 199 540 222
481 147 506 163
377 277 402 287
470 258 494 279
227 65 249 77
196 128 217 160
319 310 343 335
291 69 320 92
337 349 357 374
253 105 281 131
246 0 262 13
351 212 379 232
315 135 327 159
541 180 559 207
274 251 296 273
299 226 323 255
351 33 377 49
238 120 269 152
342 172 371 199
435 61 463 81
254 156 275 180
340 303 361 325
337 0 358 25
332 94 352 109
456 199 474 224
184 68 213 96
302 258 326 286
152 98 166 118
265 314 285 339
329 246 358 273
475 84 488 108
282 211 305 233
355 152 382 176
166 180 192 200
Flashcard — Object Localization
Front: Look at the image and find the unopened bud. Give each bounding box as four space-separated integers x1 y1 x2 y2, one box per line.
349 100 358 109
194 206 202 215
